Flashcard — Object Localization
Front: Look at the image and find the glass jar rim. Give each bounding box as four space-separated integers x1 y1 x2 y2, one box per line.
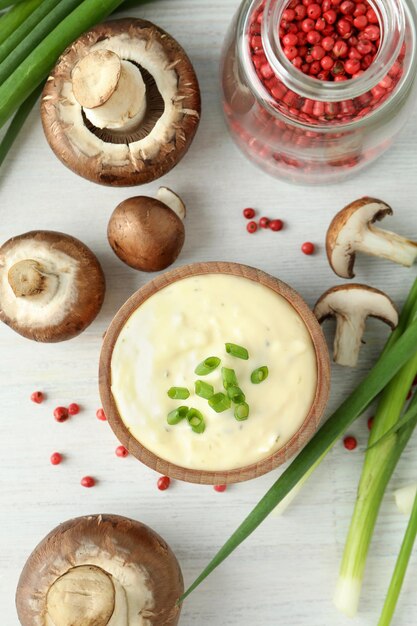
238 0 417 129
262 0 405 101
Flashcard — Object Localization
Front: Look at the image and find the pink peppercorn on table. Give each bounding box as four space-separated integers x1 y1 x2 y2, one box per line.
1 1 417 624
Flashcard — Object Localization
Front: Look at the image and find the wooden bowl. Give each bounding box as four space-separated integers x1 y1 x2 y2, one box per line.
99 262 330 484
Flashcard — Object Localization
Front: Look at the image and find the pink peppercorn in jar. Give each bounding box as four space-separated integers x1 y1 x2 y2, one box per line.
221 0 417 183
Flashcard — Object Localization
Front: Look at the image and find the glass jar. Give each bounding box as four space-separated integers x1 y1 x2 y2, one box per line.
221 0 417 184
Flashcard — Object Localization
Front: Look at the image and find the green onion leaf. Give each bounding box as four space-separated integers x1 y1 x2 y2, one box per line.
225 343 249 360
251 366 269 384
377 488 417 626
167 387 190 400
195 380 214 400
221 367 238 389
208 392 231 413
234 403 249 421
167 406 188 426
227 386 246 405
194 356 221 376
186 408 206 434
366 401 417 451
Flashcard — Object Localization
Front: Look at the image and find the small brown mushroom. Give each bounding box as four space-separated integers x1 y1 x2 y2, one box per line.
108 187 186 272
326 197 417 278
16 514 184 626
41 18 201 187
314 284 398 367
0 231 105 342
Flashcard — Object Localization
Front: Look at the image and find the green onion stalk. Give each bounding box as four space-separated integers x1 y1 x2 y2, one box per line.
334 284 417 618
378 488 417 625
179 278 417 603
0 83 42 168
0 0 85 78
0 0 27 12
0 0 43 44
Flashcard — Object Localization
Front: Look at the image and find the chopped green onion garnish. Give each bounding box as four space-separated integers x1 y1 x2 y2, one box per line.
227 386 246 405
234 403 250 421
251 366 269 384
186 408 206 434
208 392 231 413
194 356 221 376
191 421 206 434
195 380 214 399
225 343 249 360
221 367 238 389
167 386 190 400
167 406 189 425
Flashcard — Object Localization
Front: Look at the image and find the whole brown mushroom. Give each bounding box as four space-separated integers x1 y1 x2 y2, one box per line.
16 514 184 626
108 187 186 272
0 231 105 342
41 18 201 187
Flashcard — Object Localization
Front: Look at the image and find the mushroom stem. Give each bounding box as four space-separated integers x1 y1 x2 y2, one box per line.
8 259 46 297
46 565 116 626
333 313 366 367
358 226 417 267
72 49 147 131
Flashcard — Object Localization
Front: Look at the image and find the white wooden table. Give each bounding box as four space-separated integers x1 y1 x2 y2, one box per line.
1 1 417 624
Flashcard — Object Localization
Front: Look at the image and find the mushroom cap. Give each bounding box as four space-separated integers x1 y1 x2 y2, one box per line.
0 231 105 342
314 283 398 327
108 196 185 272
41 18 201 187
326 197 393 278
16 514 184 626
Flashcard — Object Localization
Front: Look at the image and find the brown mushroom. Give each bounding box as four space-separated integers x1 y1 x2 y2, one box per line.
16 514 184 626
41 18 201 187
0 231 105 342
314 284 398 367
108 187 186 272
326 197 417 279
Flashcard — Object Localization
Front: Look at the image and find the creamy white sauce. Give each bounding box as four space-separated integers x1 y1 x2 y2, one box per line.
111 274 317 471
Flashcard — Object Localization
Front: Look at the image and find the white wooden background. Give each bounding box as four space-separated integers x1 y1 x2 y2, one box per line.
1 1 417 624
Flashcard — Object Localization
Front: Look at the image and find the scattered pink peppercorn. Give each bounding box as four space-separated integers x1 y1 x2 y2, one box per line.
214 484 227 493
31 391 44 404
259 217 270 228
157 476 171 491
68 403 80 415
243 207 256 219
247 221 258 234
344 435 358 451
96 408 107 421
367 416 374 430
50 452 62 465
270 219 284 231
81 476 95 488
301 241 315 255
54 406 69 423
115 445 129 458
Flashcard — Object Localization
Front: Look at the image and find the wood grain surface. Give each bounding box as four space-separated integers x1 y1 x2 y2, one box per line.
1 1 417 625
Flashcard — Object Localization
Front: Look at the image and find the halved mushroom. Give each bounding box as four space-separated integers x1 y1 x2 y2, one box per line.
41 18 201 186
0 231 105 342
108 187 186 272
326 197 417 278
314 284 398 367
16 514 184 626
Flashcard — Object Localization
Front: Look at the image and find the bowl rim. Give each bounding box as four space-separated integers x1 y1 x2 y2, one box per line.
99 261 331 484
